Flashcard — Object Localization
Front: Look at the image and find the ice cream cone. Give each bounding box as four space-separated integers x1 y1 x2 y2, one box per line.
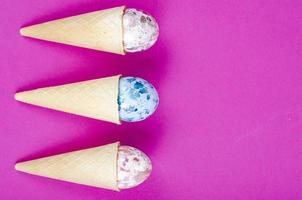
15 75 121 124
15 142 120 190
20 6 125 54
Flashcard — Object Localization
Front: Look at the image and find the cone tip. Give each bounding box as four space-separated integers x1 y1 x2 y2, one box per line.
19 27 27 36
20 26 34 37
14 162 22 171
15 91 31 103
15 162 30 173
14 92 24 101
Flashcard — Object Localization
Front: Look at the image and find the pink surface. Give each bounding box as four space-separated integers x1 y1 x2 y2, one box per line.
1 0 302 199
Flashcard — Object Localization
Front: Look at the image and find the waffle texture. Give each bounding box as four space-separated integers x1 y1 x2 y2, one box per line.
15 142 120 191
15 75 121 124
20 6 125 54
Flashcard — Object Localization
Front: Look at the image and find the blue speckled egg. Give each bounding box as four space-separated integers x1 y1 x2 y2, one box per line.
118 77 159 122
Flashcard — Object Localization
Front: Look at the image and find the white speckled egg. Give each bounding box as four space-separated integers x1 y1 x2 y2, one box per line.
123 8 159 52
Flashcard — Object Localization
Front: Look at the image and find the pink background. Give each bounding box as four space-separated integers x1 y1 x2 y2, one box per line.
1 0 302 199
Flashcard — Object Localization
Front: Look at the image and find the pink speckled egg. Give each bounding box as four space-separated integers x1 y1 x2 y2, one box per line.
117 146 152 189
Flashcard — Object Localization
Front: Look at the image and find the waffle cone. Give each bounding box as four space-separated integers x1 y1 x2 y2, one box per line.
15 75 121 124
20 6 125 54
15 142 120 190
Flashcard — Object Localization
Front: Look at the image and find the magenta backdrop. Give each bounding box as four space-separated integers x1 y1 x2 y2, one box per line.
1 0 302 199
